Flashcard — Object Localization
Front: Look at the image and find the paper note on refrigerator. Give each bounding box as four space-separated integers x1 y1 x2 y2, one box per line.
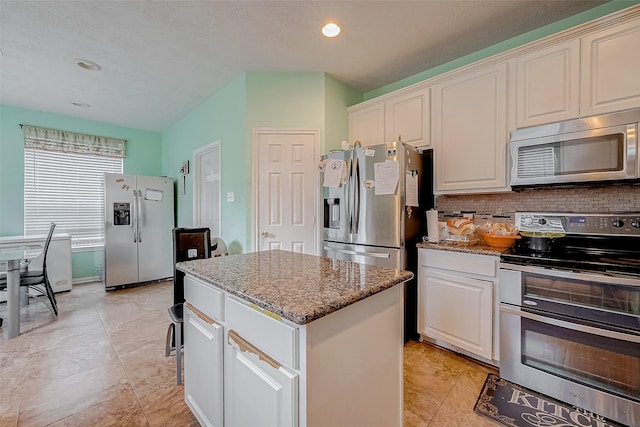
374 160 399 195
144 188 164 202
405 171 419 206
323 158 345 188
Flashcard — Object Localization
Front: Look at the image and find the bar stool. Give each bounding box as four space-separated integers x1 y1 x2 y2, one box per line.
166 227 211 385
166 303 183 385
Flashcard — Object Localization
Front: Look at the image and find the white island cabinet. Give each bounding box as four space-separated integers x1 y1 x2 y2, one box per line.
183 272 225 426
178 250 411 427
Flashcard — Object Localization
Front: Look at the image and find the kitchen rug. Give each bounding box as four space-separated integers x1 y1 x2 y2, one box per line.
474 373 625 427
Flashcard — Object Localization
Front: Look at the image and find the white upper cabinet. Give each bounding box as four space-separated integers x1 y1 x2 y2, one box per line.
384 87 431 148
581 17 640 116
515 39 580 128
348 103 385 146
432 63 509 194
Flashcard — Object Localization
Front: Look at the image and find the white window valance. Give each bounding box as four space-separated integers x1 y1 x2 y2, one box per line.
22 124 126 158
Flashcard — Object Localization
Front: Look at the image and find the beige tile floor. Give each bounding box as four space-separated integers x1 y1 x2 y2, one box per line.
1 281 498 426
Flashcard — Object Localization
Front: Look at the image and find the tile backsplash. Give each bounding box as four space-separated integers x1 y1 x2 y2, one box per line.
435 183 640 215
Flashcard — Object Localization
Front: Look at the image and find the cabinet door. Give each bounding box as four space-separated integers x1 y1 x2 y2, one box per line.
225 330 298 427
516 40 580 128
184 304 224 427
432 63 508 193
384 88 430 148
418 268 493 360
348 103 385 146
581 17 640 116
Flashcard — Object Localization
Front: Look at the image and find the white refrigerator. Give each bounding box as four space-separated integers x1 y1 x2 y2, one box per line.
104 173 175 290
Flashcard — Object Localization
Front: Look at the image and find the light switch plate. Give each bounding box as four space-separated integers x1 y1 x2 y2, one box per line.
227 192 234 202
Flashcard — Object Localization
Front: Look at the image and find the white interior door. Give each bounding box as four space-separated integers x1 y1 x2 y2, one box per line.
253 129 319 254
194 140 221 236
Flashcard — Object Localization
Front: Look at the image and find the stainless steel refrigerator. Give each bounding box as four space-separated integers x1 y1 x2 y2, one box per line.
321 142 433 340
104 173 175 290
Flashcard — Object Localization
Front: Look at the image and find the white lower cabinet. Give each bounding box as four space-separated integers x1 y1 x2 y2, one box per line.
225 330 298 427
420 269 493 360
184 302 224 427
418 248 499 362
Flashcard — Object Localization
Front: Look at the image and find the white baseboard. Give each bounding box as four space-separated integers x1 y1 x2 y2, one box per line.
72 276 102 285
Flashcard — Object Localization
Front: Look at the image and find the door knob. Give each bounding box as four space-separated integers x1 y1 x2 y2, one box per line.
261 230 269 237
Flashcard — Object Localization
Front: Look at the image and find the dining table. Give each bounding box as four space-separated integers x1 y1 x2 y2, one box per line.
1 244 43 338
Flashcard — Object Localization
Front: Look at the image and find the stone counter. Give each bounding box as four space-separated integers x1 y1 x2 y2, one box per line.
176 249 413 325
417 241 508 256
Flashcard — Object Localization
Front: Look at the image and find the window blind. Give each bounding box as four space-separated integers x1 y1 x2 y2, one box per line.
24 148 122 247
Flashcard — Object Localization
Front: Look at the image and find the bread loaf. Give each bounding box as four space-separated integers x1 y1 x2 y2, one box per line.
490 222 517 235
447 218 476 236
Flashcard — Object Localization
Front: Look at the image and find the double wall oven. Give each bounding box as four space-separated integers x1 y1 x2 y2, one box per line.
499 212 640 426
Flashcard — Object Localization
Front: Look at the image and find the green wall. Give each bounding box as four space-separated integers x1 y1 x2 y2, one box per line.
0 105 162 279
365 0 640 100
161 71 361 254
160 74 247 254
324 74 363 152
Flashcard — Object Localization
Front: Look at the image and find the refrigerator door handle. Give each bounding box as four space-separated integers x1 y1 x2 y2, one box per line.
132 190 138 243
345 159 352 235
323 246 391 259
353 156 360 234
137 189 143 242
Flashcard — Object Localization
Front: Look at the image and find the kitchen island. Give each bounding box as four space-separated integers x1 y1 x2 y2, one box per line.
176 249 413 427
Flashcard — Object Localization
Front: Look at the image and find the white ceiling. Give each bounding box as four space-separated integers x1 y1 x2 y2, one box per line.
0 0 610 132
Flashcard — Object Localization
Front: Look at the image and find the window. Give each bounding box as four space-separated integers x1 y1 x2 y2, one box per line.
22 125 125 248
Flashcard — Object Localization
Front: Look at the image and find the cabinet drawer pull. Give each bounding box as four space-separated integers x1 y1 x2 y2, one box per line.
228 329 280 369
248 303 282 321
185 302 220 327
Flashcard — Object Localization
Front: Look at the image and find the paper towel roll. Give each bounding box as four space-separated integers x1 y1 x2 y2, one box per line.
426 209 439 242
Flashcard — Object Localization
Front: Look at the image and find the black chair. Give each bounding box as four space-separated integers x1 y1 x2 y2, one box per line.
0 223 58 320
166 227 211 385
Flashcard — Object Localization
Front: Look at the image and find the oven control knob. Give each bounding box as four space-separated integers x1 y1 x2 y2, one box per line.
612 219 624 228
632 219 640 229
522 217 533 225
538 218 547 225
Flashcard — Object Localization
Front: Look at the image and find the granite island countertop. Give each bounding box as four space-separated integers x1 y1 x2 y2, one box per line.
176 249 413 325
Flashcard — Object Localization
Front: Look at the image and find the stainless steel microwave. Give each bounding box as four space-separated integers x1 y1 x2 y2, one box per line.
509 109 639 186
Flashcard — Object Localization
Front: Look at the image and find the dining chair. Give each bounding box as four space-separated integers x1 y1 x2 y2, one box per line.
0 223 58 319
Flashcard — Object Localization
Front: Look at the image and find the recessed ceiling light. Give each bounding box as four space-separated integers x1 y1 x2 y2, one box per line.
76 58 102 71
71 101 91 108
322 22 341 38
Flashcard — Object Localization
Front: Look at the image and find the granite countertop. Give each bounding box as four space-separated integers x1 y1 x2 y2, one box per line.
176 250 413 325
417 241 508 256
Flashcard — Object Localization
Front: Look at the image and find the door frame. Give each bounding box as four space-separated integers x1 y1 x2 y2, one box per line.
193 139 221 234
251 128 321 253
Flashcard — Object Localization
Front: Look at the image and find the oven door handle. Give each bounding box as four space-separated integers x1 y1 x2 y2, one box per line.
499 263 640 287
500 304 640 344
